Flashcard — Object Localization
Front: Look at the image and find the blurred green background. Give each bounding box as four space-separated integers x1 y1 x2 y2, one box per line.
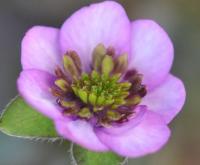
0 0 198 164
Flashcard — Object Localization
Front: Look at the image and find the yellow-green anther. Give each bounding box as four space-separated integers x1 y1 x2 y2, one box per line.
81 73 89 81
55 79 68 92
111 97 127 109
101 73 109 81
78 107 92 119
101 55 114 75
114 98 126 105
114 53 128 74
121 91 130 98
88 93 97 105
111 104 120 109
126 95 141 106
120 82 132 90
78 89 88 103
68 51 82 72
107 110 122 121
91 70 99 80
92 44 106 71
105 99 115 105
111 74 121 82
72 86 79 96
60 100 76 108
63 55 80 79
96 96 105 106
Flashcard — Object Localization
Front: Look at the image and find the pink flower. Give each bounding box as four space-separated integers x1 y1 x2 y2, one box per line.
17 1 185 157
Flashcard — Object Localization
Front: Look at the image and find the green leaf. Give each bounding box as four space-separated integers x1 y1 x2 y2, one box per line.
0 96 59 138
72 144 126 165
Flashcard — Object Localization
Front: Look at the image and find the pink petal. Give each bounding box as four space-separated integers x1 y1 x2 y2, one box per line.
17 69 62 119
142 74 186 124
55 118 108 151
96 111 170 157
21 26 62 74
129 20 174 89
60 1 131 71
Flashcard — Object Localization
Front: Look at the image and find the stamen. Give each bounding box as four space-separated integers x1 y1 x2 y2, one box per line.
101 55 114 75
113 53 128 74
63 54 81 80
92 43 106 71
51 44 147 127
55 79 69 92
78 107 93 119
67 51 82 73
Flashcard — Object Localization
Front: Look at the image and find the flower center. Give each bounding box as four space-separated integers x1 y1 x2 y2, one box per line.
72 70 131 107
51 44 147 127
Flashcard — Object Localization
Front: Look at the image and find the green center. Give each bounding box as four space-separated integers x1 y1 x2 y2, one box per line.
71 71 131 108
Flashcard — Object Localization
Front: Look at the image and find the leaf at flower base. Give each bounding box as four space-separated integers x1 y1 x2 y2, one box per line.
72 144 127 165
0 96 59 139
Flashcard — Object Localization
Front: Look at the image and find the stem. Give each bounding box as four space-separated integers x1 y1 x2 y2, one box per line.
69 143 78 165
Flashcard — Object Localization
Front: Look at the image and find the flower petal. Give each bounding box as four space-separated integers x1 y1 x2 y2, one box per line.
21 26 62 74
142 74 186 124
17 69 62 119
96 111 170 157
55 119 108 151
129 20 174 89
60 1 131 71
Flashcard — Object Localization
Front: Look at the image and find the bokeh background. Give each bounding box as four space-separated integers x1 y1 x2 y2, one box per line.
0 0 199 164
